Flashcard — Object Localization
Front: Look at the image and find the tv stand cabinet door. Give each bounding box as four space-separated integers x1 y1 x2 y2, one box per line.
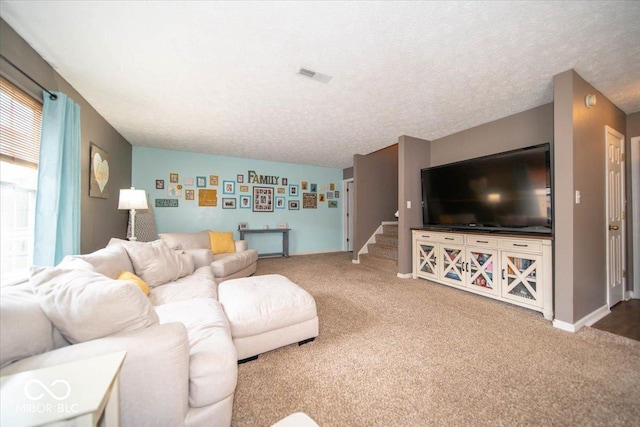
500 251 543 308
439 244 465 287
465 247 499 296
414 239 438 280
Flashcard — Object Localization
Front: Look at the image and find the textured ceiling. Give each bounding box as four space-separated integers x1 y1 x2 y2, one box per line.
1 1 639 169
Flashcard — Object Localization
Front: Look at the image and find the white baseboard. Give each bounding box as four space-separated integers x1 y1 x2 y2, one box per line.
352 259 360 264
288 249 344 256
397 272 412 279
552 304 610 333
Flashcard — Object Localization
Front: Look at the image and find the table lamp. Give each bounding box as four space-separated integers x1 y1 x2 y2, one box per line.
118 187 148 241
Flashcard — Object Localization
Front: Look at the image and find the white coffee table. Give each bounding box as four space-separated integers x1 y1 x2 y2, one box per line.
0 351 126 427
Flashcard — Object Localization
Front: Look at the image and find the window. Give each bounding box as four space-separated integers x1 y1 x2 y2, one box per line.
0 77 42 286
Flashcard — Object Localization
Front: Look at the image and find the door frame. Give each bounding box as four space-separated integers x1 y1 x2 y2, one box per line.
632 136 640 299
604 125 626 307
342 178 354 251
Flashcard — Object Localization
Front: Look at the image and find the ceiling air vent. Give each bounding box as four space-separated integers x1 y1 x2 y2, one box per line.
298 68 332 84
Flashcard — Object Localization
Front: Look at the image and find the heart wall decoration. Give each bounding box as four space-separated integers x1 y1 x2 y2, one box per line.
89 143 110 198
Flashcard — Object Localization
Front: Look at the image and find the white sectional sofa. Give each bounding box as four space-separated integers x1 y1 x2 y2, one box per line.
0 237 317 427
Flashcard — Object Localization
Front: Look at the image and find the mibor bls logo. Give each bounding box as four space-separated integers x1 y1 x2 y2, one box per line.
17 379 79 415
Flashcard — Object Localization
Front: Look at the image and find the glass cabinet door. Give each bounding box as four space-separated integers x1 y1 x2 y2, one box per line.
500 251 543 307
440 244 465 287
416 241 438 280
466 248 499 295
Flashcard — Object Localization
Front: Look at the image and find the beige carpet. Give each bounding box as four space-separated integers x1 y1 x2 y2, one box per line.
232 252 640 426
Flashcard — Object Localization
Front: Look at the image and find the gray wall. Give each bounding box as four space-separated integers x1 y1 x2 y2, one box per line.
554 69 627 324
0 19 132 254
353 144 398 260
398 135 431 274
343 167 353 180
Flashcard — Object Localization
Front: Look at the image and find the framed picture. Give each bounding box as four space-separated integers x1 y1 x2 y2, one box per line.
237 174 244 183
238 222 249 230
328 200 338 208
289 184 299 197
310 183 317 193
240 185 249 193
303 193 317 209
89 143 109 198
209 175 219 186
196 176 207 187
282 178 288 186
327 191 334 199
170 173 179 183
184 177 194 186
277 187 286 194
318 193 326 202
301 181 308 191
155 179 164 190
167 185 182 197
253 186 273 212
275 196 285 209
330 183 335 191
288 200 299 210
156 198 178 207
240 195 252 209
185 189 195 200
335 190 340 198
222 198 236 209
198 189 217 206
223 181 235 194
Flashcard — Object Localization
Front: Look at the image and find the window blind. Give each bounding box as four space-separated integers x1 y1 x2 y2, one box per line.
0 76 42 168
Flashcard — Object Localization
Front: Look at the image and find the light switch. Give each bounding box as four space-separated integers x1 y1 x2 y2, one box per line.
407 201 411 209
575 190 581 204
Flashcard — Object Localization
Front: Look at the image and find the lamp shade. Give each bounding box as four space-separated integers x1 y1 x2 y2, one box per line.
118 188 148 210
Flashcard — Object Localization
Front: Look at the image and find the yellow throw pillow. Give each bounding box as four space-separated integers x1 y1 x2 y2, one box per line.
118 271 151 296
208 231 236 254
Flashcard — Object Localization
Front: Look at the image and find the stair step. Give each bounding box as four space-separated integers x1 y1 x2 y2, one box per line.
367 243 398 260
382 224 398 235
359 253 397 274
376 233 398 247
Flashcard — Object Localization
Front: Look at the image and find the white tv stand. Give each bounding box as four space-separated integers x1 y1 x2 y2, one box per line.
412 229 553 320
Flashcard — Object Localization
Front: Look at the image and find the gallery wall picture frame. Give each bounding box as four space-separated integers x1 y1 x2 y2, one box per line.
318 193 326 202
301 181 308 191
240 195 252 209
196 176 207 188
253 186 274 212
310 183 317 193
282 178 288 186
209 175 219 186
328 200 338 208
240 185 249 193
288 200 299 210
330 183 335 191
277 187 286 194
167 185 182 198
275 196 285 209
222 198 237 209
223 181 235 194
170 173 179 183
185 189 195 200
334 190 340 198
156 179 164 190
198 189 217 206
289 184 299 197
184 177 194 186
237 174 244 183
89 143 110 198
327 191 334 199
238 222 249 230
303 193 317 209
156 198 178 207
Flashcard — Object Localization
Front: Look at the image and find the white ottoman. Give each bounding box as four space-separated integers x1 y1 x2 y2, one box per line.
218 274 318 362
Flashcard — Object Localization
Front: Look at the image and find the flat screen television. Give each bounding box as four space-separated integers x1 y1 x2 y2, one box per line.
421 143 552 234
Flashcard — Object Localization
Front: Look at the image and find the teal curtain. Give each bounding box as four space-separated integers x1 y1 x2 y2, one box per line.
33 92 81 266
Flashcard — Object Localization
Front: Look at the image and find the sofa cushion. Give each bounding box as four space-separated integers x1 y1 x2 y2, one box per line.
158 231 209 250
211 250 258 278
176 251 195 278
155 298 237 408
184 248 215 269
118 271 151 296
31 260 159 344
62 244 133 279
121 240 181 287
149 266 218 306
0 283 55 369
208 231 236 254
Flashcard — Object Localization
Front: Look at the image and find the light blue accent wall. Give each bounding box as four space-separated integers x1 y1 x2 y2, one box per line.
132 147 344 255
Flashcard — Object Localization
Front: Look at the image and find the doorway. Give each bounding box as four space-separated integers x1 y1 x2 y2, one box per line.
605 126 626 308
343 179 354 251
632 136 640 299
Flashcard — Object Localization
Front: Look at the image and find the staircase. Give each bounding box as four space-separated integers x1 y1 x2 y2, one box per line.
359 223 398 274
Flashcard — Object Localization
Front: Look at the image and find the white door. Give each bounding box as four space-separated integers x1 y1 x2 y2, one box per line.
344 180 354 251
605 126 626 307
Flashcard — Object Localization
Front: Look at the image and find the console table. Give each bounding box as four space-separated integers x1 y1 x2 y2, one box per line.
239 228 290 258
